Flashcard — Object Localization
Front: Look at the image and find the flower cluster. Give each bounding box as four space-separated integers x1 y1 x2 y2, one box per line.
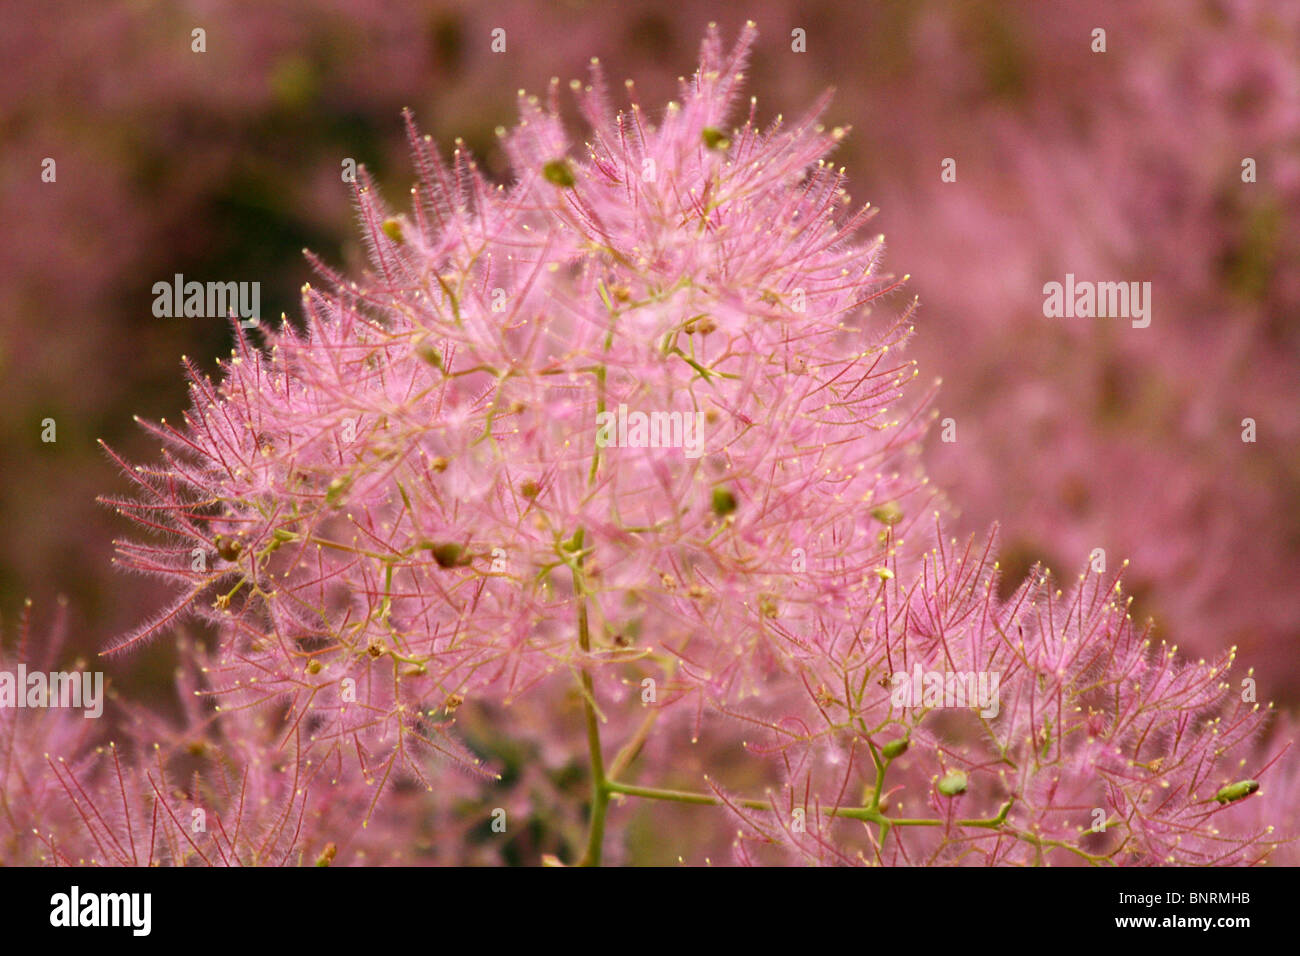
6 23 1293 865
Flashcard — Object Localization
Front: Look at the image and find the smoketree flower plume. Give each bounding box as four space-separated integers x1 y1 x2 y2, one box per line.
60 22 1291 865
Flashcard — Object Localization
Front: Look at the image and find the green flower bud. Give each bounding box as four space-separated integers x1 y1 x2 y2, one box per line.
424 541 467 569
542 159 576 188
1214 779 1259 804
701 127 731 150
937 771 968 796
870 501 904 526
882 737 909 759
712 487 738 517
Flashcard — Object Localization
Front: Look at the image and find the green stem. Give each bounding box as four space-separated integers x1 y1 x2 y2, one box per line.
607 710 659 781
606 779 768 810
605 779 1014 830
573 561 609 867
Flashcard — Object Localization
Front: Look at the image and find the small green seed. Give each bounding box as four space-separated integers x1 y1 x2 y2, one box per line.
425 541 467 569
381 218 404 243
542 159 575 188
1214 779 1259 804
712 487 738 517
937 771 968 796
870 501 904 526
882 737 909 759
701 127 731 150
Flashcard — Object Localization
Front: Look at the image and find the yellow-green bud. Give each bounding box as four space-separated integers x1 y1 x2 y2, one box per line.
542 159 575 187
870 501 904 526
882 737 909 759
712 487 738 517
1214 779 1259 804
937 771 968 796
701 127 731 150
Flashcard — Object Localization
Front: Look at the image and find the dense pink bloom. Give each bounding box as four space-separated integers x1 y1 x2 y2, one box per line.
6 0 1296 748
717 527 1284 865
6 21 1291 865
104 21 925 788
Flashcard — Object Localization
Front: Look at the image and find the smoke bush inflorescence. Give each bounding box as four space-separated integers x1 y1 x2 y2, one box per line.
9 23 1291 866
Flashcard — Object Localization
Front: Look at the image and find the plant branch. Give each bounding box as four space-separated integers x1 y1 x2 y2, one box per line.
573 557 609 867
